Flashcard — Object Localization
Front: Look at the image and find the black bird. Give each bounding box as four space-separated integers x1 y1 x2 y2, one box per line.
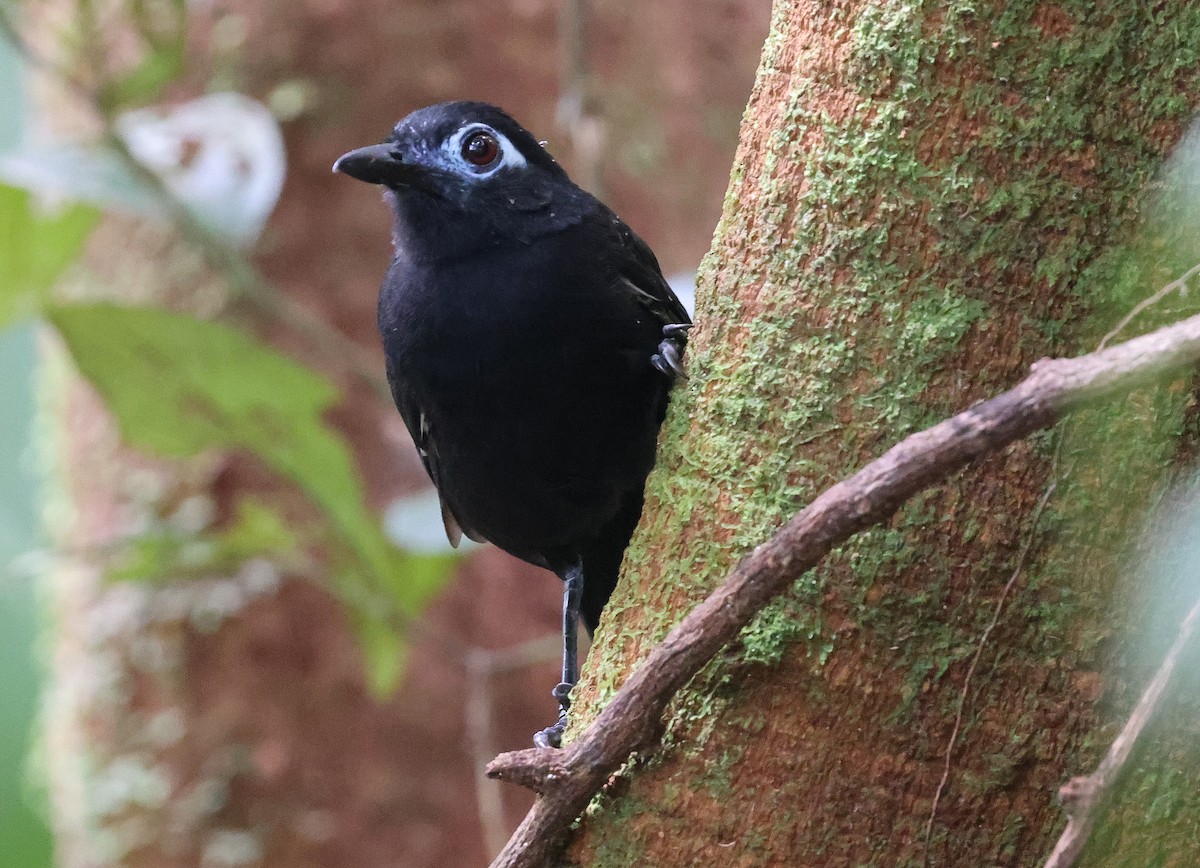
334 101 690 747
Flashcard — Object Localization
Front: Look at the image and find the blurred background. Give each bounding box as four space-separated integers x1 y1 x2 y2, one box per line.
0 0 770 865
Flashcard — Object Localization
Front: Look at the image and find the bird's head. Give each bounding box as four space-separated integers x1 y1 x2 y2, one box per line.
334 102 585 253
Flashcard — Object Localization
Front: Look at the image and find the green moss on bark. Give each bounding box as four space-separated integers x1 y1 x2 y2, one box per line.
574 1 1200 865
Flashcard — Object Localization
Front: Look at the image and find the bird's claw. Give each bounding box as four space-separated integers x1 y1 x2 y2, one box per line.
651 341 686 380
533 682 574 748
652 322 690 380
534 710 568 748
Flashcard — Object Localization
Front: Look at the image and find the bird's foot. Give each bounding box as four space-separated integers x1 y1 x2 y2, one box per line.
652 323 691 380
533 710 568 749
651 342 685 379
533 682 573 749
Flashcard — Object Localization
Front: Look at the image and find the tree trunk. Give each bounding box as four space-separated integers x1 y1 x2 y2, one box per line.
571 2 1200 865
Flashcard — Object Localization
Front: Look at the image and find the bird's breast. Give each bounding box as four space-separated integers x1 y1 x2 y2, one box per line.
377 249 665 553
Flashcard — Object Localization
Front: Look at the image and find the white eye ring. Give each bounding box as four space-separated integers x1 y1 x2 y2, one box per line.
444 124 527 178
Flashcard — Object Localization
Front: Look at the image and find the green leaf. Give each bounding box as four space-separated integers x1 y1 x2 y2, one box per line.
104 0 188 110
107 45 184 109
218 499 298 564
129 0 188 49
110 499 300 583
0 185 98 330
47 303 457 692
355 611 408 699
48 302 336 455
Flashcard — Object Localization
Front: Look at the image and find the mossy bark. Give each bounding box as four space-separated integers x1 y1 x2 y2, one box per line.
570 2 1200 865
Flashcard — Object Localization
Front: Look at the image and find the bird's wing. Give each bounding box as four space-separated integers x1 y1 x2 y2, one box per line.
385 357 484 549
611 217 692 329
601 212 692 381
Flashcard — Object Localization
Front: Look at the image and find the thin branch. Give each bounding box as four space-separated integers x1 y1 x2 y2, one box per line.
486 311 1200 868
465 635 562 858
556 0 605 196
467 649 509 858
1043 592 1200 868
923 480 1056 864
1098 261 1200 350
96 128 392 402
0 3 95 101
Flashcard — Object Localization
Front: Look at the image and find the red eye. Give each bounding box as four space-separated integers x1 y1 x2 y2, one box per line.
462 131 500 167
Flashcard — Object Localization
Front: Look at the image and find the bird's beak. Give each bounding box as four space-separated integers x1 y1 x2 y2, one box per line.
333 143 414 186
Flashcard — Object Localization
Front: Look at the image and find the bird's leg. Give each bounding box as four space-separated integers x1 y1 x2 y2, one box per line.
652 323 692 380
534 560 584 749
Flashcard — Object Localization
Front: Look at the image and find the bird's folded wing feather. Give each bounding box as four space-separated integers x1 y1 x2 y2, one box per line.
609 215 692 329
385 357 484 548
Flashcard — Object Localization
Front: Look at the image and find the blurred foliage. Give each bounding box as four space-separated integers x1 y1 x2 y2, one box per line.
110 498 299 582
0 0 457 703
0 32 53 868
0 325 53 868
45 303 454 692
0 185 98 328
100 0 186 110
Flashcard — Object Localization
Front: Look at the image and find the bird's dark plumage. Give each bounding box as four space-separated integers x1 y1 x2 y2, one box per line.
335 101 689 745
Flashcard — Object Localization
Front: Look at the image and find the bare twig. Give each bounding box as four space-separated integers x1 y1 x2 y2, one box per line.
1042 593 1200 868
467 650 509 857
1098 261 1200 350
923 480 1056 865
0 3 94 100
486 312 1200 868
96 128 392 402
556 0 605 195
465 635 562 858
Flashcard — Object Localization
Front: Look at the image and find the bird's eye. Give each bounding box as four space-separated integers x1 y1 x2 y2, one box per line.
462 131 501 167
